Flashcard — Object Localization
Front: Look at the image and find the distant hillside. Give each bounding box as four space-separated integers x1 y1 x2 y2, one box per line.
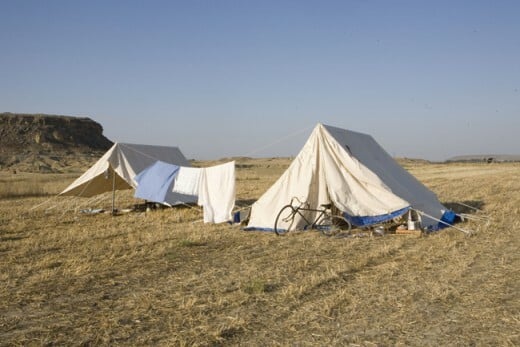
0 113 113 173
447 154 520 163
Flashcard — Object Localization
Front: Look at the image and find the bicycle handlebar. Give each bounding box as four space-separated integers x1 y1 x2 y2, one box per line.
290 197 309 208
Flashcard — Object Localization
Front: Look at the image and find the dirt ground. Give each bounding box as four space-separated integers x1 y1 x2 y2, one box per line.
0 159 518 346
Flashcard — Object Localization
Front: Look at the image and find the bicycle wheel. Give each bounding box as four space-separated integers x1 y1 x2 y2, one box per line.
318 215 351 236
274 205 296 236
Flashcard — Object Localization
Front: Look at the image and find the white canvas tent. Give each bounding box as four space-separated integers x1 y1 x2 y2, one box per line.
60 142 196 205
246 123 451 231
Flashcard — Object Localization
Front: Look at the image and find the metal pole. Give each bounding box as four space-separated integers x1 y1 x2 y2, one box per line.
111 168 116 215
455 201 485 213
414 209 474 235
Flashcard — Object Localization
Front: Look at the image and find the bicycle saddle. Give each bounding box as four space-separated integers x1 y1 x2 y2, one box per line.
320 203 332 209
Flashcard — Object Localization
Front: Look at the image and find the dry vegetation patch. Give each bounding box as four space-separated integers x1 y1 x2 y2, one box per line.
0 160 518 346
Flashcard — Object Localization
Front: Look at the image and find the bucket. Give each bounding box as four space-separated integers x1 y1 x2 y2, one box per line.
407 210 421 230
407 220 421 230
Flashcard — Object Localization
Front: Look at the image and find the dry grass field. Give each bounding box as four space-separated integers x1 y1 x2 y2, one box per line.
0 159 518 346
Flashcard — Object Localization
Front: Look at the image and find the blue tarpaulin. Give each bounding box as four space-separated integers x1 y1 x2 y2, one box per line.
134 161 196 205
343 206 411 227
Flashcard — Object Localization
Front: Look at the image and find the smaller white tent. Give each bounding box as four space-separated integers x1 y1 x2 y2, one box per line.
60 143 196 205
246 123 451 231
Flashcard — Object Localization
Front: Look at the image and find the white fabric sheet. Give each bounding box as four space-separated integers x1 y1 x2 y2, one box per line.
198 161 235 223
172 166 201 196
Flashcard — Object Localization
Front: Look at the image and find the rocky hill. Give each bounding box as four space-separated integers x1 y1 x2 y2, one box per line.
0 113 113 173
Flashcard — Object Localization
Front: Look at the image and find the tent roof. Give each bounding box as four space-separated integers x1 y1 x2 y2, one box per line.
322 124 446 221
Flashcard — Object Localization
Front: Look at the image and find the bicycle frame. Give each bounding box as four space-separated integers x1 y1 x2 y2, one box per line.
274 197 352 236
285 205 330 230
284 197 331 230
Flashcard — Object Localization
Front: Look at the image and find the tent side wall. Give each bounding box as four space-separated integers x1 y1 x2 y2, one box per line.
323 125 447 227
316 125 410 222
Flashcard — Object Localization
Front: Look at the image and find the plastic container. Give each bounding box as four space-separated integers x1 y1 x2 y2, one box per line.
407 210 421 230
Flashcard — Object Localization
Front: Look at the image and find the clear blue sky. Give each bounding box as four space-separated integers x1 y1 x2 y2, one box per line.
1 0 519 160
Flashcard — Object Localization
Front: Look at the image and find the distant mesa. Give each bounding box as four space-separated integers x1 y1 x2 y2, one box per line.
395 157 432 165
0 112 113 173
447 154 520 163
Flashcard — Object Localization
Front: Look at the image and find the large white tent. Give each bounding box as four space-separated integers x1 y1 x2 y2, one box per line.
60 142 196 205
246 123 451 231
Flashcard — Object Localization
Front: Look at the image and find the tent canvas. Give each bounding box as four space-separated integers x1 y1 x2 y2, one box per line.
246 123 450 231
60 142 197 205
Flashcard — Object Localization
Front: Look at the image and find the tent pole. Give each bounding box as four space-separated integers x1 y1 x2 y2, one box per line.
414 209 474 235
111 168 116 215
454 201 486 214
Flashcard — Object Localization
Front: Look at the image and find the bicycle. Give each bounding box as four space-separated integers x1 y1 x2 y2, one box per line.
274 197 352 236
